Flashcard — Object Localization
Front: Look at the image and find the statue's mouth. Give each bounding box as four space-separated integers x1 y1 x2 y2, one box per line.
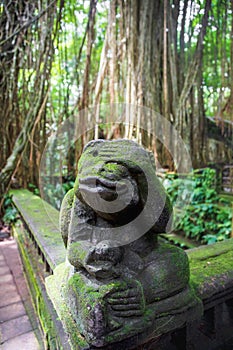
79 176 128 201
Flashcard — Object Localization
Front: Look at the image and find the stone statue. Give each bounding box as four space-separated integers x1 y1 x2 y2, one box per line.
59 139 202 348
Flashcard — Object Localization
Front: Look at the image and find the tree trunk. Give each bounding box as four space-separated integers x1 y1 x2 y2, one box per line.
0 0 64 210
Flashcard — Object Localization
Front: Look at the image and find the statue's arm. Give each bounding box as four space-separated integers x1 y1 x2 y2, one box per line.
139 245 190 304
60 192 96 269
60 188 74 248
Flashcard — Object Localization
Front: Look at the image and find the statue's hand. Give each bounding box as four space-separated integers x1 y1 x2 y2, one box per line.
107 283 145 317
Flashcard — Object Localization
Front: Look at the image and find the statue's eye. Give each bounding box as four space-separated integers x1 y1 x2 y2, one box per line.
93 150 98 157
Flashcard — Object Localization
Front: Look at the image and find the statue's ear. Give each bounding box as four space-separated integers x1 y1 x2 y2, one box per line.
59 188 74 248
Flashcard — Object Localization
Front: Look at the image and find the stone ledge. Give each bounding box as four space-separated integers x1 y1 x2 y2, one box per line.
10 189 66 271
13 221 70 350
188 238 233 304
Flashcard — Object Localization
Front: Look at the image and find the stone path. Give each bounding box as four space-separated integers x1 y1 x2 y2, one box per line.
0 238 43 350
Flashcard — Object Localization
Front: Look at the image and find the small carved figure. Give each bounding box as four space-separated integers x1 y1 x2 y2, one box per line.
60 139 202 347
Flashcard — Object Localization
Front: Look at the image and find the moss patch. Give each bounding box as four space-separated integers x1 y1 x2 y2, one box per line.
46 263 89 349
187 239 233 299
13 222 63 349
10 189 66 270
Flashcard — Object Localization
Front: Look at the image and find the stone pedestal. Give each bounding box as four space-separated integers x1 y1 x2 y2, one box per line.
46 258 202 349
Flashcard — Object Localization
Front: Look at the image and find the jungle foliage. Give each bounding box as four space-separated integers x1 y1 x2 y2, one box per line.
0 0 232 242
164 168 232 244
1 0 233 198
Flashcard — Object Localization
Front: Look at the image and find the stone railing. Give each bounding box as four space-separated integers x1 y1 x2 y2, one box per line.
11 189 69 350
11 189 233 350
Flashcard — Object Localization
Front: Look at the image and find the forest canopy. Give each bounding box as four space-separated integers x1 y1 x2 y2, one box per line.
0 0 232 205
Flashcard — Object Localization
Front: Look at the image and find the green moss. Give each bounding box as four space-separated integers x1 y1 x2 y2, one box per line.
65 188 74 208
68 273 127 311
188 240 233 298
51 265 89 346
10 189 66 268
68 274 102 307
190 251 233 283
188 238 233 261
68 242 87 265
11 190 66 269
13 223 61 349
46 264 89 349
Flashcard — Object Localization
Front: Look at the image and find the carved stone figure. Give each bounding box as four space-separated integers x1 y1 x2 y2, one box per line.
59 139 202 348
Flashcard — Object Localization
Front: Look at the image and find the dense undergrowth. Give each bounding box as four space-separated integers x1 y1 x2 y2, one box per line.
163 168 232 245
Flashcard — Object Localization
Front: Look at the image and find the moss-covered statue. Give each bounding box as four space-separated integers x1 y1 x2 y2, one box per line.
59 139 202 348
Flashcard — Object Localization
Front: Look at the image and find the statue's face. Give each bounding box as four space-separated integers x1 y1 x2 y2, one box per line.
74 140 141 222
77 162 139 222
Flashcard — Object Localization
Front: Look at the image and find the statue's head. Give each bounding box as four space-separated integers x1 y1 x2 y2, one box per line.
74 139 172 232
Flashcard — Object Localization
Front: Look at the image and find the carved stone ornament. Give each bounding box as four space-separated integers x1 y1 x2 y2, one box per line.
59 139 203 348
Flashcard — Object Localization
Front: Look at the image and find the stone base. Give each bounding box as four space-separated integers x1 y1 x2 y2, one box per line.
46 262 203 349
